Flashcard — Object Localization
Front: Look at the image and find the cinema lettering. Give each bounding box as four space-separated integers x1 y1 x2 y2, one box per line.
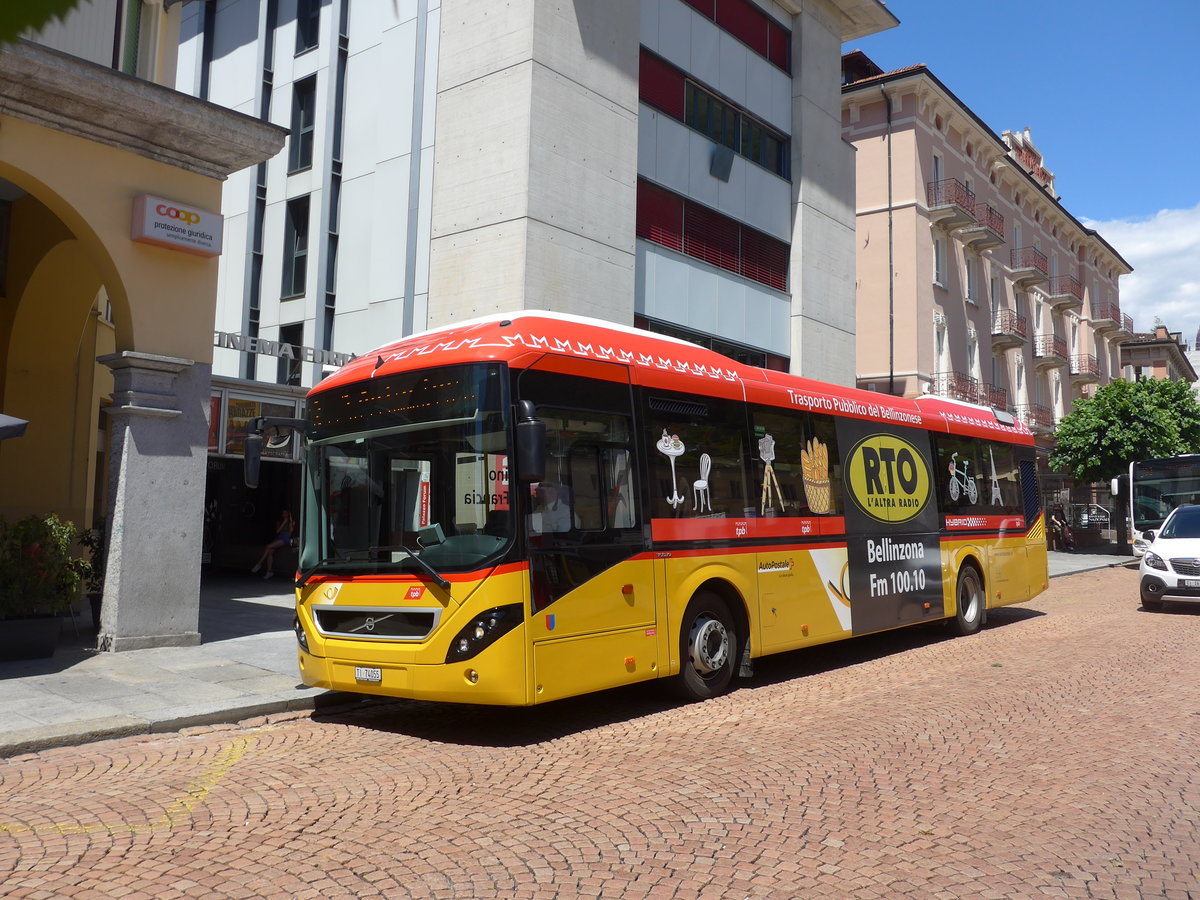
214 331 356 368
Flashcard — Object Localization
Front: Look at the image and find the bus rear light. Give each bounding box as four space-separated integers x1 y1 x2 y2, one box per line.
445 604 523 663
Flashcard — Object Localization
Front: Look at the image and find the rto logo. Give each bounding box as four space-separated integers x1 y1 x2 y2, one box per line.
156 203 201 225
845 433 931 524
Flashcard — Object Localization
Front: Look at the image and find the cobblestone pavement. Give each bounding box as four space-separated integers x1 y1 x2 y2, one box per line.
1 565 1197 899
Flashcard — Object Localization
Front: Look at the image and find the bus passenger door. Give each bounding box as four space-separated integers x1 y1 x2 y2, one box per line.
516 364 657 702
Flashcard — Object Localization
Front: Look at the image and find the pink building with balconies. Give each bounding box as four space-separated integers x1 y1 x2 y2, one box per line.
840 51 1133 455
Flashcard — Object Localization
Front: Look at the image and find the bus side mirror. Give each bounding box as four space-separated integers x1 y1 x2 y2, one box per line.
515 400 546 484
1111 473 1128 498
244 424 264 489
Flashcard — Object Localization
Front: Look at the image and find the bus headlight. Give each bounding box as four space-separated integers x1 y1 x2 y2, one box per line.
1144 551 1167 571
294 615 310 652
445 604 523 663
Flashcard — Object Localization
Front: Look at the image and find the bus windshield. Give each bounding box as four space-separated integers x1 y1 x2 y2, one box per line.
1130 456 1200 532
302 364 513 577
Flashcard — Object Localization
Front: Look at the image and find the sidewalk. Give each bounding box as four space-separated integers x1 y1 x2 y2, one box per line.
0 573 351 758
1 550 1136 757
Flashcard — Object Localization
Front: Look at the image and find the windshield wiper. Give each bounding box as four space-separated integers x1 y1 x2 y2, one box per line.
295 545 450 590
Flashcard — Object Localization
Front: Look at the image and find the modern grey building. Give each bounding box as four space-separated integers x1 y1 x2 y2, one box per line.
178 0 896 394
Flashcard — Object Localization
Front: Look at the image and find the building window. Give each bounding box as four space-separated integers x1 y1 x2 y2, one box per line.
933 236 946 286
278 323 304 386
965 256 979 305
296 0 320 54
641 51 789 179
686 82 738 151
638 316 787 370
636 179 788 291
282 195 310 299
679 0 791 73
289 76 317 173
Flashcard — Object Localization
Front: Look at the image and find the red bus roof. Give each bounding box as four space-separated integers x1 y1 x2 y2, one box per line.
313 312 1033 444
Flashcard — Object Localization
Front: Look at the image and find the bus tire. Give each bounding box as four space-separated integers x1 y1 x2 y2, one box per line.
952 564 984 636
671 592 738 701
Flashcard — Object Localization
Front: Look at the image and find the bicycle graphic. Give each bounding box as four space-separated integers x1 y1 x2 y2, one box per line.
947 451 979 504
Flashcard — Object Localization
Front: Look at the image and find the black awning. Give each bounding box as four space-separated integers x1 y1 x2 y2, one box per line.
0 413 28 440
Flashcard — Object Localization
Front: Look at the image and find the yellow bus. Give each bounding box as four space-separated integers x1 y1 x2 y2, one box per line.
247 312 1048 704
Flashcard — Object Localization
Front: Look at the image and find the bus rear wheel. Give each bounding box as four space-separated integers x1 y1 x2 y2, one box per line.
672 592 737 701
952 565 984 636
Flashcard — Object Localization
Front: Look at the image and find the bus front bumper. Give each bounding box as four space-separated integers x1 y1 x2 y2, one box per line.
297 629 531 706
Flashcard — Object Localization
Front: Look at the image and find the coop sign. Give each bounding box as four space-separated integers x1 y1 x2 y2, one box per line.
131 195 223 257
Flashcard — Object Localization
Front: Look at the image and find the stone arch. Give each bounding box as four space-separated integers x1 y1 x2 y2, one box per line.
0 239 111 525
0 163 134 350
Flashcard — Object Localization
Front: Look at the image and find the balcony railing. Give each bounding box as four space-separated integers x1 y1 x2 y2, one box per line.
1015 403 1054 431
991 307 1028 338
1070 354 1100 380
1048 274 1084 311
961 203 1005 250
1033 333 1068 366
926 178 977 229
981 384 1009 411
932 370 980 403
1092 299 1121 332
1010 246 1049 287
1121 312 1134 334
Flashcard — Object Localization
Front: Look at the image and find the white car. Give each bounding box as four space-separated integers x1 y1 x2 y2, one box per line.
1139 504 1200 610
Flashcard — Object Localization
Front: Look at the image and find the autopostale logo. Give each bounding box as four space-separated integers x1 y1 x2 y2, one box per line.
845 433 931 524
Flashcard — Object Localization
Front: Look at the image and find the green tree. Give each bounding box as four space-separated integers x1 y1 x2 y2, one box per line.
1049 378 1200 483
1 1 82 45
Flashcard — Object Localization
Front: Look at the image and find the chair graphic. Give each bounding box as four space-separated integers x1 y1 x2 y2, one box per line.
693 453 712 512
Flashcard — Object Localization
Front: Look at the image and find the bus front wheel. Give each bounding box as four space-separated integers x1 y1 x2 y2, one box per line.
952 565 984 636
672 592 737 701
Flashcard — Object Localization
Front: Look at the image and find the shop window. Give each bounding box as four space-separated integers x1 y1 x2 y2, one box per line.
225 397 297 458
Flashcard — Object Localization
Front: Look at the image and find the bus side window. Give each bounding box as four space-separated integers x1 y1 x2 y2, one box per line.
644 394 748 519
805 414 842 515
936 436 988 510
984 442 1022 514
605 448 636 528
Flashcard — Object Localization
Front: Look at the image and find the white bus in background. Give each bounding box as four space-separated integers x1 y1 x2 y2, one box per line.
1116 455 1200 556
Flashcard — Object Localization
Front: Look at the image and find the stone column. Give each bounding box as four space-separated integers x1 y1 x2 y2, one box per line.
97 352 210 651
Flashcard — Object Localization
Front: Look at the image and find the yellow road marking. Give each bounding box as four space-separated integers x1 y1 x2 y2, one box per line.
0 736 252 836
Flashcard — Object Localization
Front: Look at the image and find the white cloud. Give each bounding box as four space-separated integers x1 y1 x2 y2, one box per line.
1083 203 1200 347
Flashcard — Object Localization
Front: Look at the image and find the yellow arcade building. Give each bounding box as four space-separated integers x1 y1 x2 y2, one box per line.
0 37 285 649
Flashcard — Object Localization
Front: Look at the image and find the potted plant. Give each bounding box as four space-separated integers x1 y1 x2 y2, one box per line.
79 521 106 632
0 513 91 660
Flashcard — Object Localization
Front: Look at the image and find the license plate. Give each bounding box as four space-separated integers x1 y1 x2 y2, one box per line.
354 666 382 684
1181 579 1200 589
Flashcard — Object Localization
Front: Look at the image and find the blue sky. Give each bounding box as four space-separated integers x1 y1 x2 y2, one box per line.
848 0 1200 344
